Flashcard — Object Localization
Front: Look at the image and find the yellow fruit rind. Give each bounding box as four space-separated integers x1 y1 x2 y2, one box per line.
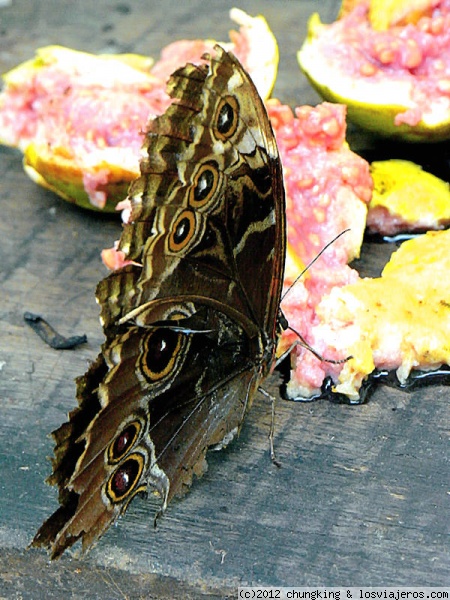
24 144 134 212
369 159 450 228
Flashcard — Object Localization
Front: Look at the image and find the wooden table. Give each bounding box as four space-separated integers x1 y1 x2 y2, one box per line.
0 1 448 597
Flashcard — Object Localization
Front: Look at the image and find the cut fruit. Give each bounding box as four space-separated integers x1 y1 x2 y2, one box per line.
0 9 278 211
266 101 373 398
367 159 450 234
2 46 161 212
267 99 450 401
284 229 450 401
310 230 450 400
267 100 372 272
298 4 450 142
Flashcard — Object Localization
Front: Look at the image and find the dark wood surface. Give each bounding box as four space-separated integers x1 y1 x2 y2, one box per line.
0 1 449 598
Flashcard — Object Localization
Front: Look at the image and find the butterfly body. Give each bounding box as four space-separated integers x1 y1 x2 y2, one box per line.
32 45 285 558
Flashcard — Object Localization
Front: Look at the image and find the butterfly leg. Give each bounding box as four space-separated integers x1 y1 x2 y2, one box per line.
258 386 281 468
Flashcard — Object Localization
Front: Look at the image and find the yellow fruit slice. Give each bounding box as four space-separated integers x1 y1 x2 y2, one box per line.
340 0 441 29
297 9 450 142
312 230 450 400
367 159 450 234
0 9 279 211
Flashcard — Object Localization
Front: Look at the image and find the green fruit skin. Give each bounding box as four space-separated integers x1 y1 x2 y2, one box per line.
23 146 133 213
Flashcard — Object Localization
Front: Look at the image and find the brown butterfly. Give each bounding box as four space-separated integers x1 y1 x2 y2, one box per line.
31 44 286 558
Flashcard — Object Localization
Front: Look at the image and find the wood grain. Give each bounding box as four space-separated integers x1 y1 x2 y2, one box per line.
0 0 448 597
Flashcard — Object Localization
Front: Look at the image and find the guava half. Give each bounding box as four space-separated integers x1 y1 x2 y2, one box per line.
298 4 450 142
0 8 278 211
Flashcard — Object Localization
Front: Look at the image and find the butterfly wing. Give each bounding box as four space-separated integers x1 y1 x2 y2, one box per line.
32 45 285 558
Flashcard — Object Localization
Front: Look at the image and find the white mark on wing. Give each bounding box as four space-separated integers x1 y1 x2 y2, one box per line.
227 71 242 93
235 210 275 255
213 140 225 155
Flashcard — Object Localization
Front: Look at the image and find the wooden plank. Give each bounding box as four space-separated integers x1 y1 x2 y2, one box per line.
0 0 448 597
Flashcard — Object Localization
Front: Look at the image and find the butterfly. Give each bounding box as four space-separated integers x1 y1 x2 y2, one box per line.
31 44 286 558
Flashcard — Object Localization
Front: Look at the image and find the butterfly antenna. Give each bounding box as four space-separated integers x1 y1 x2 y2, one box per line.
280 229 352 365
281 229 350 302
279 326 352 366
